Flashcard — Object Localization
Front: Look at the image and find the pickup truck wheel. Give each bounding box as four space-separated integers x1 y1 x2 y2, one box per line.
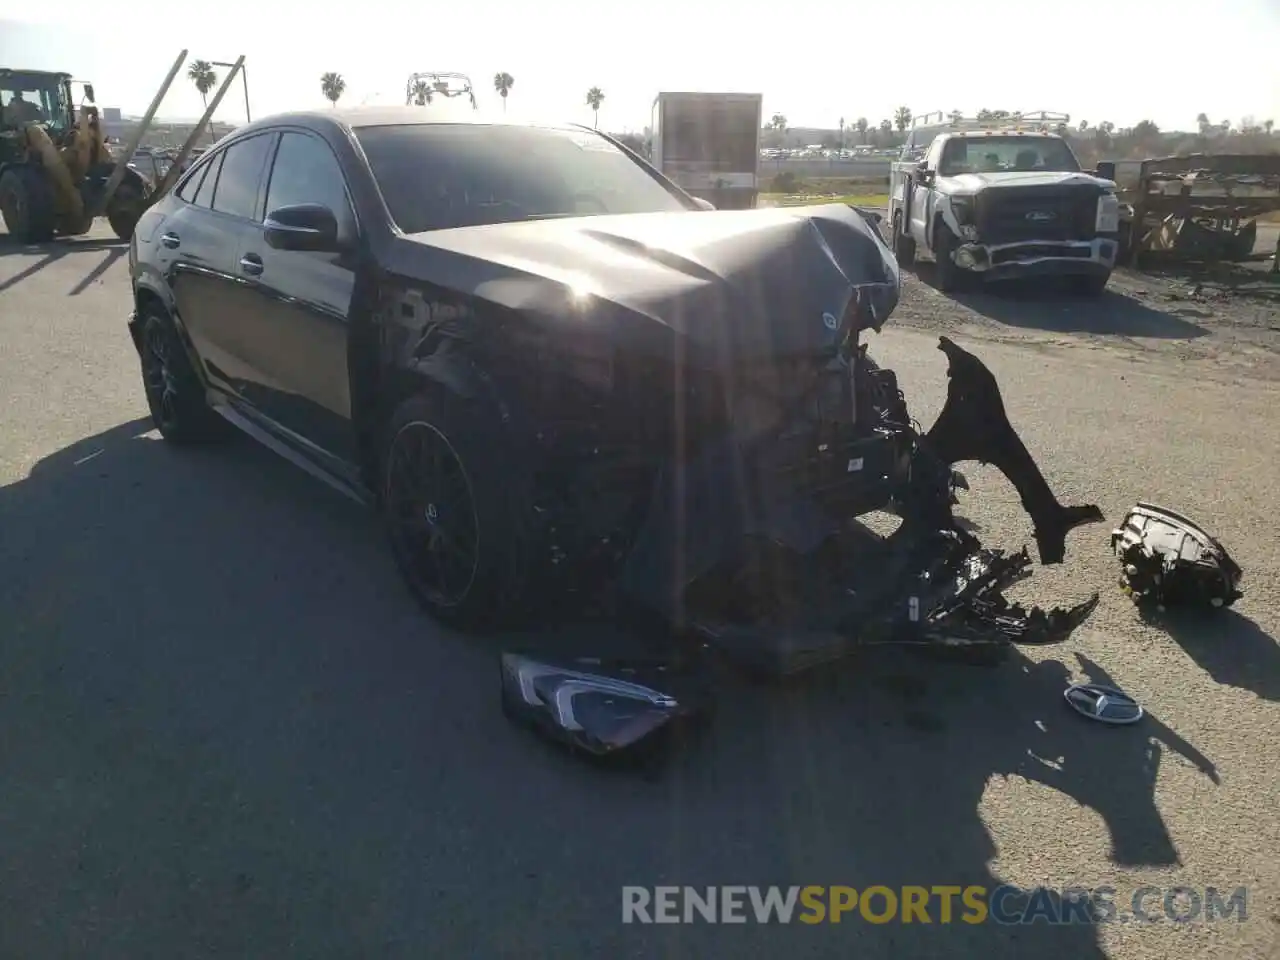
382 391 533 630
933 222 965 293
892 212 916 267
138 309 225 444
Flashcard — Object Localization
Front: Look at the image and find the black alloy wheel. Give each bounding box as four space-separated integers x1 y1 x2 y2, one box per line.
138 311 222 443
141 316 184 434
384 421 482 609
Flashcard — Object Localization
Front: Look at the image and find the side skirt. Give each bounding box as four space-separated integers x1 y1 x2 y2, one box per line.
212 399 375 508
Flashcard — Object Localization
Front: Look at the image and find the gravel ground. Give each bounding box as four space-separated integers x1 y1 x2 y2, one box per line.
880 213 1280 382
893 263 1280 382
1 225 1279 960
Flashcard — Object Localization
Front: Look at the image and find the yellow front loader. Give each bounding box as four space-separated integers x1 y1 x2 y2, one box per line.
0 52 213 244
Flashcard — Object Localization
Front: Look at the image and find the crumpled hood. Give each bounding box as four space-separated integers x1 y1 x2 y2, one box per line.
940 170 1110 193
390 204 900 362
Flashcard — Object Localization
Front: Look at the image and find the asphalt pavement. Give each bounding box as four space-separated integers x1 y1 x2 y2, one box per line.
2 226 1279 960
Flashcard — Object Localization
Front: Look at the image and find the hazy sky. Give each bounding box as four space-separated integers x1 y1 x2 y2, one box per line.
2 2 1277 132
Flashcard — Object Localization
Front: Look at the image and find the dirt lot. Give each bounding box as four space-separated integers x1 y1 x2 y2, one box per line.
893 243 1280 383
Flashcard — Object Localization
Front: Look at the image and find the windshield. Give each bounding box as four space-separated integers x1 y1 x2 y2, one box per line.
938 136 1081 176
356 122 692 233
0 72 70 132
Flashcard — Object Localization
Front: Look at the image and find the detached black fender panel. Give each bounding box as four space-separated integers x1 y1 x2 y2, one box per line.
923 336 1104 564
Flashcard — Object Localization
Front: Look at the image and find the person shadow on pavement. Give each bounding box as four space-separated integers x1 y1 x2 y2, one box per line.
0 419 1222 960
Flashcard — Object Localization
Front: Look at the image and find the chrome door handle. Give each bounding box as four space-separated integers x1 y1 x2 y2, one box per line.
239 254 263 277
160 232 180 249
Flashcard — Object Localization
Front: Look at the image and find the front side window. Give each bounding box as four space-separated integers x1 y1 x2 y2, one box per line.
355 122 691 233
210 133 275 220
264 132 354 228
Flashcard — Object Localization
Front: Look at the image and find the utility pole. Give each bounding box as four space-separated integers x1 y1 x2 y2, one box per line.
210 59 251 123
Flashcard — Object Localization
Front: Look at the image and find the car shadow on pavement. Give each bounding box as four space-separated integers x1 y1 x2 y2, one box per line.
912 264 1211 340
1140 607 1280 702
0 419 1221 959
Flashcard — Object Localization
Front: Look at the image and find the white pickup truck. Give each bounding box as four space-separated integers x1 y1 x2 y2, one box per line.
888 112 1122 295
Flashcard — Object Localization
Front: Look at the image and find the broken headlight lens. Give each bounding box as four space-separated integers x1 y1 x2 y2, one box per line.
500 653 697 756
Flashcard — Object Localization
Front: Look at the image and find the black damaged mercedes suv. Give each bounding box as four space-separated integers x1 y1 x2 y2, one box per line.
128 103 1100 677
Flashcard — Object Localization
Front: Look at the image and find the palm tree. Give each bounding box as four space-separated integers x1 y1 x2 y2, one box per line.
187 59 217 109
586 86 605 128
769 113 787 147
411 79 433 105
1264 119 1274 136
948 110 962 124
320 72 346 107
893 106 912 132
855 117 868 145
493 72 514 111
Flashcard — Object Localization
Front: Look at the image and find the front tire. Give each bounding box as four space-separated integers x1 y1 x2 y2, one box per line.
381 391 533 630
933 221 965 293
138 309 224 444
0 166 56 243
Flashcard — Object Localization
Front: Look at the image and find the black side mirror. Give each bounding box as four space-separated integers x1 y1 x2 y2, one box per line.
1095 161 1116 181
912 165 932 184
264 203 341 252
84 83 96 104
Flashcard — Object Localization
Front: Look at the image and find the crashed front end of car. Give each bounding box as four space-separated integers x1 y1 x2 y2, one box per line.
395 203 1104 755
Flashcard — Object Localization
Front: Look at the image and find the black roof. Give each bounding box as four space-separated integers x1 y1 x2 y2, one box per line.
226 103 573 142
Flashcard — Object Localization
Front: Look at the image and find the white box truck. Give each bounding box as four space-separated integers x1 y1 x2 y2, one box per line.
650 92 762 210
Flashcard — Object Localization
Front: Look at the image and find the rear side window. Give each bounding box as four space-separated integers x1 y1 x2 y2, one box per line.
211 133 274 220
175 162 208 203
192 152 222 209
